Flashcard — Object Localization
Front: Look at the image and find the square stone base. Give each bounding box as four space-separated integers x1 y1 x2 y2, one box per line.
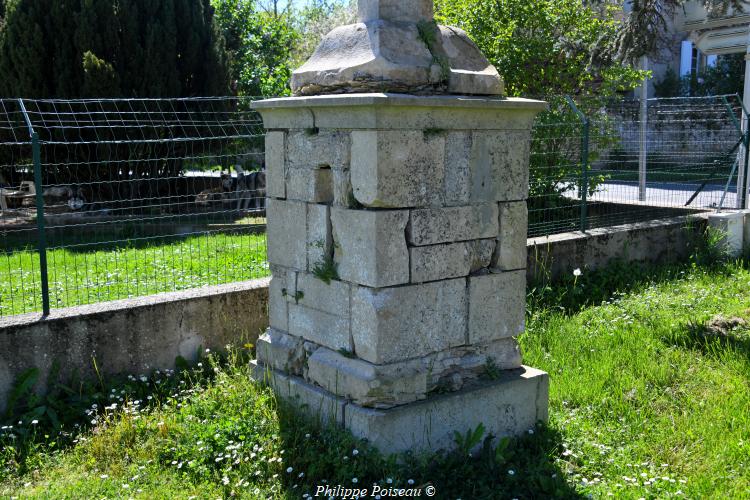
251 361 548 454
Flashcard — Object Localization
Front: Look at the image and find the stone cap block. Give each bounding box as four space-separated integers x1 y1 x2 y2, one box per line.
290 0 506 97
253 94 546 131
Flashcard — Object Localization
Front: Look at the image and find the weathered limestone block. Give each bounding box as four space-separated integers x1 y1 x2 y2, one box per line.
306 204 333 273
288 303 351 352
351 130 446 208
333 168 354 208
470 131 531 202
468 271 526 344
429 338 522 392
256 329 306 375
352 279 467 364
330 208 409 287
286 130 352 205
268 266 295 332
287 130 351 170
410 239 494 283
444 132 472 206
307 348 428 409
443 131 533 205
304 338 522 408
267 199 307 270
281 272 351 352
708 211 745 258
251 362 347 424
265 132 286 198
287 272 351 318
408 204 499 246
345 367 549 454
287 168 334 203
493 202 529 271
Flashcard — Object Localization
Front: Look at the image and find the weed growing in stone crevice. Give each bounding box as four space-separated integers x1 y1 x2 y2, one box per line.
337 348 356 359
312 256 339 285
416 20 450 84
281 288 304 304
482 357 501 381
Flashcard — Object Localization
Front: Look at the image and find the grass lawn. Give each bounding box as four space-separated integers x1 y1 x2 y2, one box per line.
1 260 750 498
0 232 269 316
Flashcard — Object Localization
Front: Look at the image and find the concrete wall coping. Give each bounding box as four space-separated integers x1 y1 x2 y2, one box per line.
528 213 710 247
0 278 271 331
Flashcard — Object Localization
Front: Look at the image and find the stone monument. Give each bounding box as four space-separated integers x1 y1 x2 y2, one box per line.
251 0 549 453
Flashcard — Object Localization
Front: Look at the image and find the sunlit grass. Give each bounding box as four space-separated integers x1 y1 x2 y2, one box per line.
2 262 750 498
0 232 269 316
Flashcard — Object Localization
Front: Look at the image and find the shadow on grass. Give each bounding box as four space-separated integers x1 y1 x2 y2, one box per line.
0 350 222 479
275 402 584 500
2 222 265 255
669 317 750 363
528 254 739 316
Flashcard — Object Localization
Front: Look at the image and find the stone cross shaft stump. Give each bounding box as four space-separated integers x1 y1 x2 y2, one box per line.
252 0 549 454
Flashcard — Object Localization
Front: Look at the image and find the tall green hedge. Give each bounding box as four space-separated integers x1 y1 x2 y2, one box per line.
0 0 229 98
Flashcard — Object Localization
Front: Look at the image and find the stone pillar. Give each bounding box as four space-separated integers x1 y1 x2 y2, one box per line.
251 0 549 454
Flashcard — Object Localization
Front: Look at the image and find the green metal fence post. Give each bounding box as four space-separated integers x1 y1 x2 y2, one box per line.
566 96 590 232
18 99 50 315
739 95 750 210
31 132 50 315
725 94 750 209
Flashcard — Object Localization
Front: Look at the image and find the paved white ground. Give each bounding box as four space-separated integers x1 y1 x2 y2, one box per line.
570 180 742 210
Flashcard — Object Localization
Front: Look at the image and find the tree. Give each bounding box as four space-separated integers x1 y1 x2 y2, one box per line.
435 0 644 98
0 0 229 98
436 0 645 213
212 0 299 97
654 54 745 97
605 0 748 63
292 0 356 67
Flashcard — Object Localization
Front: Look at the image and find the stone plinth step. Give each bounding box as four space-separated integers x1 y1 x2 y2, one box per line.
251 361 549 454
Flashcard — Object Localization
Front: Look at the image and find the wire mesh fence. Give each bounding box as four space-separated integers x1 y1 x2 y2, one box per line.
0 94 746 317
528 94 746 237
0 97 269 317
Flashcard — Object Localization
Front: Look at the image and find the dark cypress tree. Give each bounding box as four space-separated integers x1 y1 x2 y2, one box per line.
0 0 229 98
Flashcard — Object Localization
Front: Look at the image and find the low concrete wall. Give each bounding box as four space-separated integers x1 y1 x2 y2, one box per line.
0 215 711 412
0 279 269 413
527 215 708 283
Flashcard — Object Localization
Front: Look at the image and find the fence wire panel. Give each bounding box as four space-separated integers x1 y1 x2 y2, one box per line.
529 95 745 237
0 97 269 317
0 100 41 316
